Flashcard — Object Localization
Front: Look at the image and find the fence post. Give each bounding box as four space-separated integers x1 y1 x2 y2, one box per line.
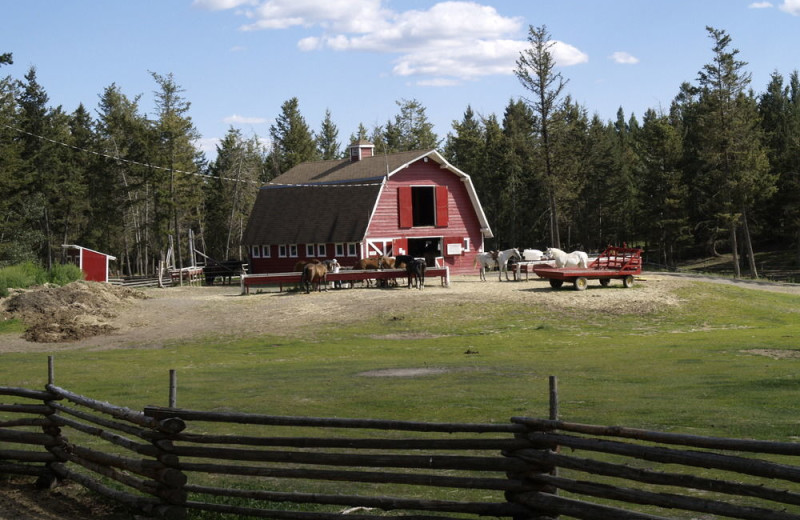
39 356 63 489
168 370 177 409
503 377 560 520
549 376 558 421
146 421 188 520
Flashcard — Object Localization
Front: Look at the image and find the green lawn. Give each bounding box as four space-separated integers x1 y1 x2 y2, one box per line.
2 280 799 441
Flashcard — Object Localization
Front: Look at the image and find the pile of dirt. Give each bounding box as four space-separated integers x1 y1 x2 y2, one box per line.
1 282 147 343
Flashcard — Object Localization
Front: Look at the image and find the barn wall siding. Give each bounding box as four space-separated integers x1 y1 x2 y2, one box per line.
368 160 484 275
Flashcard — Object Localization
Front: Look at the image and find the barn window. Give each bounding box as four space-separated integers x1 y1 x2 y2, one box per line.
306 244 315 257
317 244 327 257
289 244 298 258
251 245 261 258
261 245 271 258
463 238 470 252
278 245 287 258
412 186 435 227
347 243 358 257
399 186 449 228
335 243 345 257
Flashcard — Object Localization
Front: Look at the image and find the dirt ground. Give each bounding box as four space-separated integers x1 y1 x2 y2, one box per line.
0 273 696 352
2 272 800 519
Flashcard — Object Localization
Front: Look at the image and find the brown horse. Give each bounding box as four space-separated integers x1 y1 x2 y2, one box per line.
354 256 388 270
301 261 328 293
354 256 389 287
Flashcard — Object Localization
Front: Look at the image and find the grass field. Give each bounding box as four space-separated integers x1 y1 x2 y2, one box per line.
2 279 799 441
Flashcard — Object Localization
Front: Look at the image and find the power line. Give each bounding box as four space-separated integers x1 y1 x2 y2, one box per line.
2 123 384 188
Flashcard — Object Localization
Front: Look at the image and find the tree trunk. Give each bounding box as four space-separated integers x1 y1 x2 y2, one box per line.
729 221 740 279
741 207 758 279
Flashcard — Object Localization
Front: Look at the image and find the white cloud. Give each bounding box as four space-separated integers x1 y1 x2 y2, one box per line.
551 41 589 67
201 0 589 83
194 137 221 157
610 51 639 65
223 114 268 124
229 45 247 52
779 0 800 14
416 78 461 87
748 1 773 7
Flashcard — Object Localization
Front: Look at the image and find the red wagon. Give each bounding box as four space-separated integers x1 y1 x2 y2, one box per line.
533 246 643 290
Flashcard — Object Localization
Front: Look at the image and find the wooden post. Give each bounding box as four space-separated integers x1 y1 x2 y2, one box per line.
48 356 54 386
549 376 558 421
169 370 177 409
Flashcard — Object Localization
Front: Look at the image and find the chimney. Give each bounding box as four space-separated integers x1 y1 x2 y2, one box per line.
349 140 375 162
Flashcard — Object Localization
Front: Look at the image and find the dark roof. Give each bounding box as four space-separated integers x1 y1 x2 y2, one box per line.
242 183 383 244
270 149 430 185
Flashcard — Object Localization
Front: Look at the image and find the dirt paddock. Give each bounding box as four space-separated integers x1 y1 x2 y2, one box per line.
2 272 800 353
0 273 695 352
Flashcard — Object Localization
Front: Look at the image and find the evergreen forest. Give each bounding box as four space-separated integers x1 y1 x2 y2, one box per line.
1 26 799 279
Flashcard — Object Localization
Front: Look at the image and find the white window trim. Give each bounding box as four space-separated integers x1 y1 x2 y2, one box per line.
335 243 345 257
347 243 358 257
289 244 298 258
463 238 471 252
262 245 271 258
317 243 327 257
278 245 287 258
306 244 315 257
251 245 261 258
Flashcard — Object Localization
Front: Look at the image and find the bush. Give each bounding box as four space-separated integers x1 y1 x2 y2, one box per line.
0 262 84 297
48 263 84 286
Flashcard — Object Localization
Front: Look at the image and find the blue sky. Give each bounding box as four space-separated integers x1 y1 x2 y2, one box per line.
3 0 799 157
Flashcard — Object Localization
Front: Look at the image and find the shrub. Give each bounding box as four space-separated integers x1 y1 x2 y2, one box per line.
48 263 84 285
0 262 84 296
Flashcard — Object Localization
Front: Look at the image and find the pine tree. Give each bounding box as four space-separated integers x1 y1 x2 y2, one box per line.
693 27 773 278
204 128 265 261
316 109 341 160
514 24 569 248
637 108 690 267
269 97 318 176
150 71 204 272
384 99 439 152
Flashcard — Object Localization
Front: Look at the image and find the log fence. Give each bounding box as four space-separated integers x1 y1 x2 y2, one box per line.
2 361 800 519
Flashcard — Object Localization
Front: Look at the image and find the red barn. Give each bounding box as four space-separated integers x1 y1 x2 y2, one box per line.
62 245 116 283
243 142 493 275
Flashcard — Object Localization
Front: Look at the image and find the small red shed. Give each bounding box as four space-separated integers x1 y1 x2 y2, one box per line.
62 245 116 283
242 142 493 275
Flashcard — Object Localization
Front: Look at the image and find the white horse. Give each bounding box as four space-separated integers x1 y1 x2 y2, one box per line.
474 249 521 281
497 248 522 281
473 252 498 281
546 247 589 268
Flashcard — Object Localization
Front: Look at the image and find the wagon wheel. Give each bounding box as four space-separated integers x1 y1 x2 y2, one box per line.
599 278 610 287
549 279 564 289
574 277 588 291
623 275 635 288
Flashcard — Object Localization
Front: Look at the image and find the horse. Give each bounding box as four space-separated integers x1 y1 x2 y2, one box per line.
301 260 328 293
354 255 388 287
395 255 426 290
546 247 589 268
497 249 522 281
473 252 498 281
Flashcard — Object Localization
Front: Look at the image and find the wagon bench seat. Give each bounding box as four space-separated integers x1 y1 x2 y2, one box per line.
240 267 450 294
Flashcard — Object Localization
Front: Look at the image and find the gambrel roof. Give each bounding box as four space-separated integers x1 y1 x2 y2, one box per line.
242 148 492 246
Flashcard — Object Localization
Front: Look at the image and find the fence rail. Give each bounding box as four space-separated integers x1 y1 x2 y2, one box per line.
3 364 800 519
